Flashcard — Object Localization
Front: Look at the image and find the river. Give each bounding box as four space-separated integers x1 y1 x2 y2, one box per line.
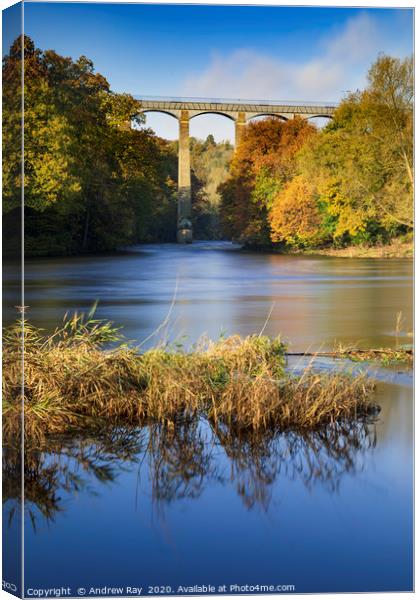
3 241 414 594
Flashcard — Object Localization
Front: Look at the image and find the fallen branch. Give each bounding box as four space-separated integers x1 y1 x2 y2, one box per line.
286 348 413 363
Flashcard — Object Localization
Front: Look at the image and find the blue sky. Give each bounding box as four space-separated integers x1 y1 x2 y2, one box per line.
7 2 415 141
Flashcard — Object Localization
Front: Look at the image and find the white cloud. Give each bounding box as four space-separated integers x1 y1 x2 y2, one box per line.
182 12 411 102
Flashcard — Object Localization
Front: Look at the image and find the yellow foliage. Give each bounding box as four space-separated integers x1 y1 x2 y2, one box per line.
269 176 323 247
318 178 371 238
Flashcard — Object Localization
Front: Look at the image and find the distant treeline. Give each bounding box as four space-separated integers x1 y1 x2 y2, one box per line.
2 36 233 256
190 135 233 239
219 55 413 249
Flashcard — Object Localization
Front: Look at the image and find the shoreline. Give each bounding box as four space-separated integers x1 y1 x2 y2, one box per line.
239 240 413 259
5 239 414 261
294 241 413 259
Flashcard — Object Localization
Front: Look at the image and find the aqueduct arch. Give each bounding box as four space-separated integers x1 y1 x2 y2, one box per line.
141 108 179 120
247 113 289 122
136 97 336 243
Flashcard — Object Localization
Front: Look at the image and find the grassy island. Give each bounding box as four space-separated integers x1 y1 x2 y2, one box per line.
3 312 381 447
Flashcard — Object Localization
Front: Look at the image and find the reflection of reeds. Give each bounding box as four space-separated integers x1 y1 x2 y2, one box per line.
3 417 377 529
3 428 146 529
148 418 215 507
211 417 376 509
3 313 376 447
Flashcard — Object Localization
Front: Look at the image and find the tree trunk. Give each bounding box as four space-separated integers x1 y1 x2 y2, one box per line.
82 201 91 251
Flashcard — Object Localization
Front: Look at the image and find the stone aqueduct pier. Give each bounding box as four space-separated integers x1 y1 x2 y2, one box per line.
137 97 336 243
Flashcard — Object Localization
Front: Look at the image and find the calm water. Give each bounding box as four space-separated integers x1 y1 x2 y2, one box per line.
4 241 414 351
3 242 413 594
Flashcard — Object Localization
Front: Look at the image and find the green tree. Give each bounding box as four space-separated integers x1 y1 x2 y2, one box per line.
299 54 413 244
190 137 234 238
3 36 180 255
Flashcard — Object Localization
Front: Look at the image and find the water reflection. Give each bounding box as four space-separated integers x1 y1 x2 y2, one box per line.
212 419 376 509
148 418 216 507
3 245 411 592
3 428 147 529
4 417 377 530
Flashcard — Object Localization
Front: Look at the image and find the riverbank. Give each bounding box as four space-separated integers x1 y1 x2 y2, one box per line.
4 314 379 446
293 240 413 259
6 237 414 260
239 238 413 258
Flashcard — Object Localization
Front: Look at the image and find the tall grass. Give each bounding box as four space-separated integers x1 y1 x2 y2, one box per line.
3 313 376 446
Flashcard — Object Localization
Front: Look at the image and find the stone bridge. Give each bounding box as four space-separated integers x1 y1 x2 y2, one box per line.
136 97 337 242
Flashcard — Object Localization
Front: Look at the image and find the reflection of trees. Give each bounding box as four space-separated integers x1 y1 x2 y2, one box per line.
3 418 377 530
3 428 147 530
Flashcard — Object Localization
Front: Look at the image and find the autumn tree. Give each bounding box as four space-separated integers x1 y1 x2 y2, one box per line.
3 37 82 214
269 176 326 248
219 117 316 245
3 36 180 255
299 54 413 244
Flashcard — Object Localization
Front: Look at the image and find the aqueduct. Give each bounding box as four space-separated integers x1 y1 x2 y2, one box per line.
136 97 336 243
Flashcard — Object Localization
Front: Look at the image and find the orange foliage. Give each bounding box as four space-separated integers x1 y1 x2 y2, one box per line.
220 117 317 244
232 116 317 181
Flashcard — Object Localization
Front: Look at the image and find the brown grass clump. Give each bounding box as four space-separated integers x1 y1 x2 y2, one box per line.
209 371 374 434
3 313 376 446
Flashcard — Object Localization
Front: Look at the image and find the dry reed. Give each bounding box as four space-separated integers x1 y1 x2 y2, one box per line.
3 313 376 446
